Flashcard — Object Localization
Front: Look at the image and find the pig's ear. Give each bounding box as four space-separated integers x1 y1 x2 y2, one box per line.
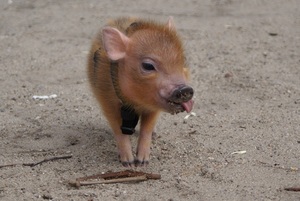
102 27 130 61
166 16 176 31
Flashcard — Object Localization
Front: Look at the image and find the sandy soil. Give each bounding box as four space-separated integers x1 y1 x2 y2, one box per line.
0 0 299 200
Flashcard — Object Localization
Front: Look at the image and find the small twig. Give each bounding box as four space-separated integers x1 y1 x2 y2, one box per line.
70 175 147 187
0 164 17 169
23 155 72 167
100 170 161 180
284 187 300 192
256 160 299 172
0 155 72 168
75 170 160 181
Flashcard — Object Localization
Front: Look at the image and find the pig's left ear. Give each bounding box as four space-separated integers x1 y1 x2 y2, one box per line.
102 27 130 61
166 16 176 31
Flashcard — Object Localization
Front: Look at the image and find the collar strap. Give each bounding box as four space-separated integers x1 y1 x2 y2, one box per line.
120 105 139 135
110 62 139 135
110 62 125 103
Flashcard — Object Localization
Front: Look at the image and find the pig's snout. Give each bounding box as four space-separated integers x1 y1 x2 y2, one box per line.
169 85 194 103
166 85 194 113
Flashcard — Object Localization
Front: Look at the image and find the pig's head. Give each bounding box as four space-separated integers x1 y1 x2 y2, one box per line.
102 17 194 114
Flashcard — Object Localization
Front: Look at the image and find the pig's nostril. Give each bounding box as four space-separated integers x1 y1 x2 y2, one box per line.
181 87 193 97
184 87 194 96
176 93 182 99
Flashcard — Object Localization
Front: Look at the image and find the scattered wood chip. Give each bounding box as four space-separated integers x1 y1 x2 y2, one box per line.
32 94 57 100
184 112 196 120
268 32 278 36
69 170 161 187
231 150 247 155
188 130 197 134
290 167 299 171
224 72 234 78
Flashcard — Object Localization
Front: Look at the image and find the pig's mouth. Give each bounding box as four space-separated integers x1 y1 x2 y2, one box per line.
167 99 194 114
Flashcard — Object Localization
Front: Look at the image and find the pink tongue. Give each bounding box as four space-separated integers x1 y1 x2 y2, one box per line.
181 99 194 113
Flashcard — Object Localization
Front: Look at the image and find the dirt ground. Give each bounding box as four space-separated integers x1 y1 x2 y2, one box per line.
0 0 299 200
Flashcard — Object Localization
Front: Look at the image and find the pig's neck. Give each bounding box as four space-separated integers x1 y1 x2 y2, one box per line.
110 61 140 135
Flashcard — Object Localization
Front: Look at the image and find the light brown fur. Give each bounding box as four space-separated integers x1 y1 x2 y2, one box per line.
87 17 193 166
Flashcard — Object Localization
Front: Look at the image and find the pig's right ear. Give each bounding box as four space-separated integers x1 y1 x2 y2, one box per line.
102 27 130 61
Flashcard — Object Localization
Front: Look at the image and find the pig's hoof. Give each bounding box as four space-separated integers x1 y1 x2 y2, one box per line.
134 159 149 167
121 161 134 167
118 155 134 167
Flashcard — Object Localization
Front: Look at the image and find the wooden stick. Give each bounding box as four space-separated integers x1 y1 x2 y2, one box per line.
256 160 299 172
0 164 17 168
284 187 300 192
70 175 147 187
99 170 161 180
22 155 72 167
69 170 161 187
75 170 161 182
0 155 72 169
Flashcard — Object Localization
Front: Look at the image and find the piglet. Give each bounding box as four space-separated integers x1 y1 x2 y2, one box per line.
87 17 194 167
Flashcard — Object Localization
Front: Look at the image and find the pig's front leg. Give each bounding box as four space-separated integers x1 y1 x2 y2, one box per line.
114 131 134 167
105 109 134 167
135 111 160 166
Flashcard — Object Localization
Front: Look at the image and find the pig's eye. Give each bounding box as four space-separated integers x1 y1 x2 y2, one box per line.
141 62 156 71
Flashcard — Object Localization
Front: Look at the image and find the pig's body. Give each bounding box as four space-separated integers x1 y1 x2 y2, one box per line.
87 17 194 166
